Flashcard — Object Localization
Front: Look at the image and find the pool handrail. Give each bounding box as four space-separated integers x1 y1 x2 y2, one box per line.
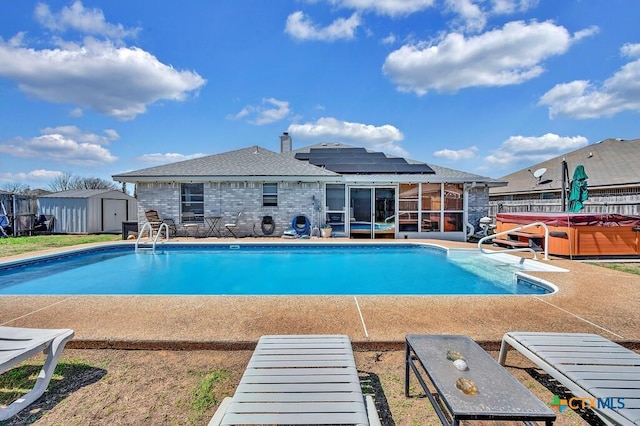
478 222 549 260
135 222 153 251
135 222 170 253
152 222 170 251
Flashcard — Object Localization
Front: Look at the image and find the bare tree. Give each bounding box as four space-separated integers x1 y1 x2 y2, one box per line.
48 172 74 192
1 182 31 194
49 173 119 192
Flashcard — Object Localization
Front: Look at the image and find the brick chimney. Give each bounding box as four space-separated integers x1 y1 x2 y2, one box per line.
280 132 292 153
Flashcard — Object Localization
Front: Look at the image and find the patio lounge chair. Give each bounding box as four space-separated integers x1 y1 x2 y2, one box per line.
145 210 177 237
0 326 75 421
208 334 381 425
498 332 640 426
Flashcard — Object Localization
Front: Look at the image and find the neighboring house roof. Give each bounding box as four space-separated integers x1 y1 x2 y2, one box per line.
491 138 640 195
41 189 133 199
113 146 339 183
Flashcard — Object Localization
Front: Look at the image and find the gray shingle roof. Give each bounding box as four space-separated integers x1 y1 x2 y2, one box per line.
113 142 502 184
113 146 339 181
491 138 640 195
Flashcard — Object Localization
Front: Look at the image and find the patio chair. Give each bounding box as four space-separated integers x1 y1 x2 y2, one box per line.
145 210 177 237
0 326 75 421
208 334 381 425
223 212 243 238
498 332 640 426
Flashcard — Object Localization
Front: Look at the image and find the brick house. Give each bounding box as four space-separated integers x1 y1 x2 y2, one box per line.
112 134 503 240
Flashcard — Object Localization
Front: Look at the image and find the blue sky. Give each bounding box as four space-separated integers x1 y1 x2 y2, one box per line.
1 1 639 189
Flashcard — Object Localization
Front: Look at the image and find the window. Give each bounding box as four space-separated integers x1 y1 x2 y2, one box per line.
325 184 345 232
263 183 278 206
443 183 463 232
444 183 463 210
399 184 419 231
181 183 204 222
326 184 345 211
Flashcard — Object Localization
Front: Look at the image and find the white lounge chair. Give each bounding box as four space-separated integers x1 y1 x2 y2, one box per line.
209 334 381 425
498 332 640 426
0 326 75 421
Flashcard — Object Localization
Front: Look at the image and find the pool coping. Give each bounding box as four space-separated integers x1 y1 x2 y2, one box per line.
1 238 639 349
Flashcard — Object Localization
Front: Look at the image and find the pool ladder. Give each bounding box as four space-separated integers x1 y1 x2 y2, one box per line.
135 222 170 253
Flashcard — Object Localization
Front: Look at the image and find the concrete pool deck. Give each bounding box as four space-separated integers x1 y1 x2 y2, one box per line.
1 238 638 350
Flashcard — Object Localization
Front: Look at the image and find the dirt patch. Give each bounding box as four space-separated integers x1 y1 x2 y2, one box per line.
2 349 604 425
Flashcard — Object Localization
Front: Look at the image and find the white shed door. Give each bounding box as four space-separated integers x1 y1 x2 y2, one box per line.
103 199 128 232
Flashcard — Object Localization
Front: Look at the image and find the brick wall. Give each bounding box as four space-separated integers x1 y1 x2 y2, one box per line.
137 181 324 236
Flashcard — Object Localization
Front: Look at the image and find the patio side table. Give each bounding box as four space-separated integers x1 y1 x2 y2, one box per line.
405 334 555 426
204 216 222 237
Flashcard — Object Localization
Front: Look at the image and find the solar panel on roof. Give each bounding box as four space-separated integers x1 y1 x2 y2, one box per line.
295 147 434 174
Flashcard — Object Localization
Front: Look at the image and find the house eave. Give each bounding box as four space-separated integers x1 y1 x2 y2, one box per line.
112 175 344 184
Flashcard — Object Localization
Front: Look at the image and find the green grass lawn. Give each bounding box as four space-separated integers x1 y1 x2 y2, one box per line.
0 234 121 258
592 261 640 276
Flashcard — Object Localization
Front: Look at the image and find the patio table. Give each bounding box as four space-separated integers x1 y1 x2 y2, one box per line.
183 223 201 238
405 334 555 426
204 216 222 237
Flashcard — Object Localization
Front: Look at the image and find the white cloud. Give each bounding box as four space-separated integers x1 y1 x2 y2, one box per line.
383 20 587 95
0 169 64 184
138 153 207 164
0 4 205 120
230 98 291 125
445 0 486 32
621 42 640 58
382 33 397 45
287 117 407 156
0 126 118 166
434 146 478 161
490 0 538 15
41 125 119 145
573 25 599 41
539 44 640 119
34 1 140 42
444 0 539 33
485 134 588 168
329 0 435 17
285 11 361 41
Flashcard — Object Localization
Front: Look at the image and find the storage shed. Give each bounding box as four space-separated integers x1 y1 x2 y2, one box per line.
37 189 137 234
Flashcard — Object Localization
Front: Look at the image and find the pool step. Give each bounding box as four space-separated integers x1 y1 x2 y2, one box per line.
493 231 544 251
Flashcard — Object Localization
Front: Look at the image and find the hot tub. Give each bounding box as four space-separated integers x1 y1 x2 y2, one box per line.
496 212 640 257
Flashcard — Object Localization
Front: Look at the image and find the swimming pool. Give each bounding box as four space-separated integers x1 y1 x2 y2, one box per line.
0 243 559 295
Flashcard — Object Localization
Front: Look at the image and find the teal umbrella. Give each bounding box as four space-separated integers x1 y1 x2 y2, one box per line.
568 164 588 212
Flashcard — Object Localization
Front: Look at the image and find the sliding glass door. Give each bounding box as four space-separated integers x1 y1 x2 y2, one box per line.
348 187 395 239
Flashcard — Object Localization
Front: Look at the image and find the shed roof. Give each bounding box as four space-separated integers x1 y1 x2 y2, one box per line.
41 189 134 199
491 138 640 195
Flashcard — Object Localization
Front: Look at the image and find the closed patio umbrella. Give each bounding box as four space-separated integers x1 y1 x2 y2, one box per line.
568 164 588 212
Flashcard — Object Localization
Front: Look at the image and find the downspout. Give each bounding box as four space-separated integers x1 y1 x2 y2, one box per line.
463 182 479 239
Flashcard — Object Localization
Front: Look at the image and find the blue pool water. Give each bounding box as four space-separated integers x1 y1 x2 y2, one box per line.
0 244 551 295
